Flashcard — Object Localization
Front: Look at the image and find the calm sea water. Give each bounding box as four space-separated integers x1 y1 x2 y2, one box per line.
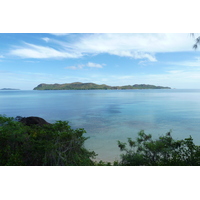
1 89 200 162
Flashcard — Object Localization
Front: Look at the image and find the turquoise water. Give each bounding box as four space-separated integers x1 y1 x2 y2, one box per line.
1 89 200 162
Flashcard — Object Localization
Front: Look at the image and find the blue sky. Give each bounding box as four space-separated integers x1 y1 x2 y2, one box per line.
1 33 200 90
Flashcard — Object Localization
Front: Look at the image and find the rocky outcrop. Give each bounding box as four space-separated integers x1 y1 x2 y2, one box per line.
19 116 50 126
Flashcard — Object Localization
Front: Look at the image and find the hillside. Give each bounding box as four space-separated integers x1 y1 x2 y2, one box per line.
33 82 171 90
0 88 20 90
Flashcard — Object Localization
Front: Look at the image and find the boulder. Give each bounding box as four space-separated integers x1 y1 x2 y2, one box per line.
19 116 50 126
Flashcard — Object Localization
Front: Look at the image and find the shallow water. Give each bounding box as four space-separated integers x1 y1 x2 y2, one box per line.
1 89 200 162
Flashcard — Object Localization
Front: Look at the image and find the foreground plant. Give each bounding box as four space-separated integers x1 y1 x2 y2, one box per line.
0 115 96 166
118 130 200 166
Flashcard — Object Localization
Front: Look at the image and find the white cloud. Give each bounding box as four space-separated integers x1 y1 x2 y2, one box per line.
65 62 104 70
8 33 195 61
65 33 194 61
50 33 70 36
81 33 192 51
86 62 104 68
23 60 40 63
42 37 50 42
65 64 85 70
168 57 200 68
107 50 156 61
10 42 82 59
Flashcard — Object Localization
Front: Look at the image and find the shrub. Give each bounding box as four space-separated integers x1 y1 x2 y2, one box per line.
117 130 200 166
0 115 96 166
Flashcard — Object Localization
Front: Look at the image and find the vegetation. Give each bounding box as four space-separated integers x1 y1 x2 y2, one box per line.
117 130 200 166
1 115 200 166
191 33 200 50
33 82 171 90
0 115 96 166
0 88 20 90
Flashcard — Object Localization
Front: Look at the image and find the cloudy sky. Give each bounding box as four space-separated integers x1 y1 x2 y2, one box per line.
0 33 200 89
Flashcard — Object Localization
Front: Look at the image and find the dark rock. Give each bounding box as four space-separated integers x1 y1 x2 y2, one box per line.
19 116 50 126
15 116 24 122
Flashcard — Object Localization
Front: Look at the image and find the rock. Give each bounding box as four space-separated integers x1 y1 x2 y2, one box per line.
19 116 50 126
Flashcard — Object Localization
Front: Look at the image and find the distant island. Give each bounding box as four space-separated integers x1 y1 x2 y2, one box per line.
33 82 171 90
0 88 20 90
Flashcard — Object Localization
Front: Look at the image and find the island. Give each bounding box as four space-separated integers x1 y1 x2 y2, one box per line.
33 82 171 90
0 88 20 90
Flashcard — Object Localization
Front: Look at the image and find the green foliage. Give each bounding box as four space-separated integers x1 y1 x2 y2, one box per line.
0 115 96 166
94 160 112 166
118 130 200 166
191 33 200 50
33 82 171 90
2 115 200 166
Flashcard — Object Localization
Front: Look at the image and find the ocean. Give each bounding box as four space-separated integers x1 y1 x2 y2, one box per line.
1 89 200 162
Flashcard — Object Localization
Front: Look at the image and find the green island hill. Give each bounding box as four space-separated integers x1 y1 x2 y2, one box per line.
33 82 171 90
0 88 20 90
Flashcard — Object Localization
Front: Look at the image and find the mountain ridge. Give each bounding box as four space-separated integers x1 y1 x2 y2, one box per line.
33 82 171 90
0 88 20 90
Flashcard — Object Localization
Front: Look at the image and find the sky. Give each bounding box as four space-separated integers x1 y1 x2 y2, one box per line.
1 33 200 90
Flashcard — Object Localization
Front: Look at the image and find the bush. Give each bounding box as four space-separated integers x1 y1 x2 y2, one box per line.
2 115 200 166
118 130 200 166
0 115 96 166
